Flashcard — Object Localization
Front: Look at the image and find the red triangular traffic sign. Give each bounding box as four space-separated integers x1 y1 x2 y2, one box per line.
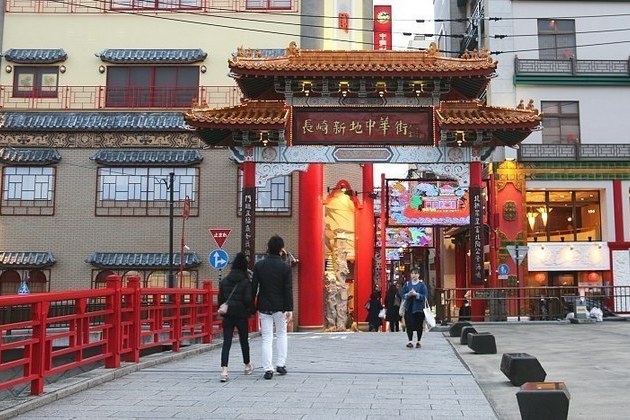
209 229 232 248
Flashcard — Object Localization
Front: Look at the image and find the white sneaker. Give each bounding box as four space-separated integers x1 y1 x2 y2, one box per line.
220 367 228 382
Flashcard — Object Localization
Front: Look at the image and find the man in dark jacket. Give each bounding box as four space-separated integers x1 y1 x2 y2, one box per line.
252 235 293 380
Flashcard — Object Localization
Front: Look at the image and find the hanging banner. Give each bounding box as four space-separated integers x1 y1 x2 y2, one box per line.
469 185 484 285
374 5 392 50
376 227 434 248
387 179 470 226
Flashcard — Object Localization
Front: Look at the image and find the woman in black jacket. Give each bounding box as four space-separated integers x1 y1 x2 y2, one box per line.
219 252 254 382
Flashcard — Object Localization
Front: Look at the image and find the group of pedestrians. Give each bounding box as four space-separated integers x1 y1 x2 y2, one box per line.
366 267 429 348
219 237 430 382
218 235 292 382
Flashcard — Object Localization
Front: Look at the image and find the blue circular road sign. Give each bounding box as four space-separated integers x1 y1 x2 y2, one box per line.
497 263 510 276
208 249 229 270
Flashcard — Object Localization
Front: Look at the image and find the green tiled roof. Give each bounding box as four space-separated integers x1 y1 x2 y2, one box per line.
90 150 202 166
0 148 61 165
86 253 201 269
0 252 56 268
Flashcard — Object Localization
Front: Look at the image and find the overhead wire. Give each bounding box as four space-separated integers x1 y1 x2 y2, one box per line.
38 0 630 55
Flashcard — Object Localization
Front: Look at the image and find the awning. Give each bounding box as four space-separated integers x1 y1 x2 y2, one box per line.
0 252 56 268
0 148 61 165
2 48 67 64
90 150 203 166
86 253 201 269
1 112 190 131
97 49 207 64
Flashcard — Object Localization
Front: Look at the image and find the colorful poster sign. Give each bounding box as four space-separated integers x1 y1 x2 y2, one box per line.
292 108 432 145
388 179 469 226
379 227 434 248
386 248 401 261
373 5 392 50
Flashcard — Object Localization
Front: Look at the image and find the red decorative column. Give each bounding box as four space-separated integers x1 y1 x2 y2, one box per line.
613 180 625 243
469 160 485 321
298 164 324 330
356 164 375 328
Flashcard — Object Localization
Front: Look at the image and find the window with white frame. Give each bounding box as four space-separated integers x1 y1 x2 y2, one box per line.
1 166 55 215
537 19 576 60
246 0 292 10
541 101 580 144
238 173 291 215
96 167 199 216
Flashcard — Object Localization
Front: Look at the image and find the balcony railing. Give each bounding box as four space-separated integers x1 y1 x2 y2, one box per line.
518 143 630 161
515 57 630 76
5 0 299 13
0 85 242 110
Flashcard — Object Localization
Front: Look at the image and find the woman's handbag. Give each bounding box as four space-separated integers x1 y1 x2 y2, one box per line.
218 282 240 316
423 298 436 329
398 298 407 317
378 308 386 319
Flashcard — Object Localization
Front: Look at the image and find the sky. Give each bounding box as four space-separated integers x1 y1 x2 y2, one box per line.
376 0 435 50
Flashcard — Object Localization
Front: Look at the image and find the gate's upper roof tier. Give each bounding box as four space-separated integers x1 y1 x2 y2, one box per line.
184 99 540 148
228 42 497 100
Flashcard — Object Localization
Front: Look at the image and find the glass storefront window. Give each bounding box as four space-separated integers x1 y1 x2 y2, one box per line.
526 190 601 242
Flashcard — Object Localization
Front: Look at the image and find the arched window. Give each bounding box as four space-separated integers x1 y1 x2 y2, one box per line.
93 270 116 288
0 270 21 295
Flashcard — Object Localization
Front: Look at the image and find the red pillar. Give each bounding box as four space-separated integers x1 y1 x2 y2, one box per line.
469 160 485 321
298 164 324 330
356 164 375 328
613 180 625 243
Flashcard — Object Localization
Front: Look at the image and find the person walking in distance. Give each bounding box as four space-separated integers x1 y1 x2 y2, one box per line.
218 252 254 382
399 267 428 348
385 281 401 332
252 235 293 380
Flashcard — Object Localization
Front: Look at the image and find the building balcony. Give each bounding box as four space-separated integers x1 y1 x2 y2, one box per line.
0 85 241 111
514 57 630 86
518 143 630 161
4 0 299 14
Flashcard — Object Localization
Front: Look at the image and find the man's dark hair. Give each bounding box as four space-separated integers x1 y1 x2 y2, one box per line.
267 235 285 255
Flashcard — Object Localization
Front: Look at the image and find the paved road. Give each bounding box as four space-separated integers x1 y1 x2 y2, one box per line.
2 321 630 419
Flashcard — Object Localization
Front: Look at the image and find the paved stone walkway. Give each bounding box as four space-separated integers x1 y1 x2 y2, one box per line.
7 330 496 419
7 321 630 419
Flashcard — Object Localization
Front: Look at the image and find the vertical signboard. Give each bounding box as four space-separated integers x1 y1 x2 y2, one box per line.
241 162 256 269
469 186 485 285
373 5 392 50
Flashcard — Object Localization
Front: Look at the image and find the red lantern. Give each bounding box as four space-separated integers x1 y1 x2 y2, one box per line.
587 272 599 282
534 273 546 284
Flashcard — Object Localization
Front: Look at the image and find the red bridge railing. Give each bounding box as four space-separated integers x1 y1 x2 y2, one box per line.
0 274 224 396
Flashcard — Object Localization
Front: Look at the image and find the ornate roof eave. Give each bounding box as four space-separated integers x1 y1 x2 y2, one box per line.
228 42 497 79
183 100 288 128
185 100 288 148
436 100 541 130
436 100 541 148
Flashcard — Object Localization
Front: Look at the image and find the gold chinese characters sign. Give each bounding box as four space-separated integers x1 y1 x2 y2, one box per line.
291 108 433 145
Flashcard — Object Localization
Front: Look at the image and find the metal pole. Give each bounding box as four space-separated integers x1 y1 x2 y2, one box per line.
168 171 175 289
516 246 521 321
